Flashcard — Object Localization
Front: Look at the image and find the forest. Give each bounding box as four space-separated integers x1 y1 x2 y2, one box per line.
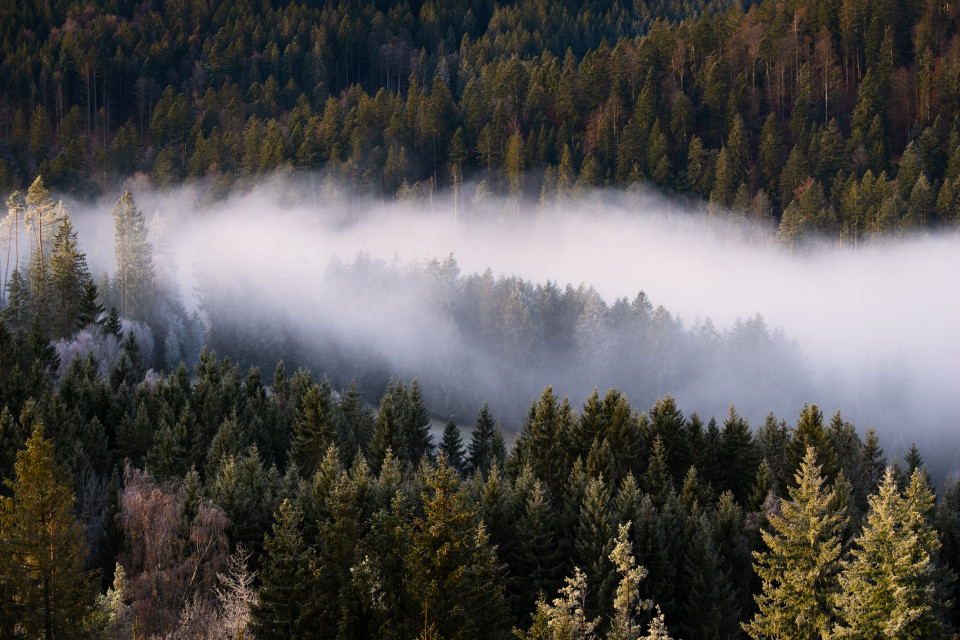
2 0 960 638
0 168 955 640
1 0 960 240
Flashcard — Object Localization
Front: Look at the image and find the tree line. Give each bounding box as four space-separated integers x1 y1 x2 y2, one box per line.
2 0 960 241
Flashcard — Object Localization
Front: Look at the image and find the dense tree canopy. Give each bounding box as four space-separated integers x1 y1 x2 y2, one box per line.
1 0 960 243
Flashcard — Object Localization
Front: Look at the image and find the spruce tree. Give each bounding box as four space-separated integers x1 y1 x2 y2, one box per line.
833 467 953 639
513 476 562 619
608 521 653 640
111 191 154 321
468 403 499 476
405 456 509 640
3 268 33 332
744 446 847 640
0 422 95 639
290 382 337 478
249 499 315 640
48 215 92 339
439 419 466 475
403 379 434 463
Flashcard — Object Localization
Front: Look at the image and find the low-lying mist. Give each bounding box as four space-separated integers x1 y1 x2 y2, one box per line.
69 175 960 476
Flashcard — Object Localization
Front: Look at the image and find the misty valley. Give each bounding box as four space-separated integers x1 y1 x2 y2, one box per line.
0 178 957 640
3 0 960 636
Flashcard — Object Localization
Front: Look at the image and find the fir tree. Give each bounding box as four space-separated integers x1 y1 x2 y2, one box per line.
48 215 92 339
0 422 96 639
290 381 337 478
833 467 953 639
439 419 466 475
403 379 434 463
405 456 509 640
111 191 154 321
468 403 499 476
249 499 316 640
744 446 848 640
2 268 32 331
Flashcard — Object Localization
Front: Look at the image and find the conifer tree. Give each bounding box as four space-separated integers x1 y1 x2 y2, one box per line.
760 113 784 199
403 379 434 463
575 474 613 618
291 381 337 478
23 176 60 259
439 419 466 475
833 467 953 639
744 446 847 640
249 498 316 640
48 215 92 339
2 268 33 331
608 521 653 640
75 281 104 331
111 191 154 321
678 515 741 640
405 456 508 640
513 476 562 618
369 392 402 472
468 403 499 476
0 422 95 639
524 567 599 640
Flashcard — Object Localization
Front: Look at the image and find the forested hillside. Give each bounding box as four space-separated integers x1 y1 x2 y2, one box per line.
0 161 955 640
2 0 960 242
1 1 959 638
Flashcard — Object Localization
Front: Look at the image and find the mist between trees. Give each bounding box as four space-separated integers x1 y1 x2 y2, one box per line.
51 175 956 477
4 175 958 480
1 175 959 639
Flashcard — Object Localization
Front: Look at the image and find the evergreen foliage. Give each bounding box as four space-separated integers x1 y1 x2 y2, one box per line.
745 446 848 640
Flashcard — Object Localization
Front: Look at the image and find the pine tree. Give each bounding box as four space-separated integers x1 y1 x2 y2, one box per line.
0 422 96 639
439 419 466 475
290 381 337 478
48 215 92 339
111 191 154 321
744 446 848 640
23 176 60 260
249 499 316 640
833 467 953 639
468 403 499 476
405 456 508 640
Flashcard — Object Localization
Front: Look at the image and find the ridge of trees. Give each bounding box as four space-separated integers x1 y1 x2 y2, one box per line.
1 0 960 241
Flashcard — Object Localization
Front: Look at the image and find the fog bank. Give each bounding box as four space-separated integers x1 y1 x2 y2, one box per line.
69 177 960 473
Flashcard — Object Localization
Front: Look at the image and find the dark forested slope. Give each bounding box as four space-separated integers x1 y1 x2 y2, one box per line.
1 0 960 242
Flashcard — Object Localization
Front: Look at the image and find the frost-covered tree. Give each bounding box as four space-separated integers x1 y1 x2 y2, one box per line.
111 190 154 321
607 521 653 640
834 467 953 639
744 446 847 640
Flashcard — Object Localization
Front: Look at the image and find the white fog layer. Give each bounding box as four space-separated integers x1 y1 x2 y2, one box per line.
67 179 960 472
